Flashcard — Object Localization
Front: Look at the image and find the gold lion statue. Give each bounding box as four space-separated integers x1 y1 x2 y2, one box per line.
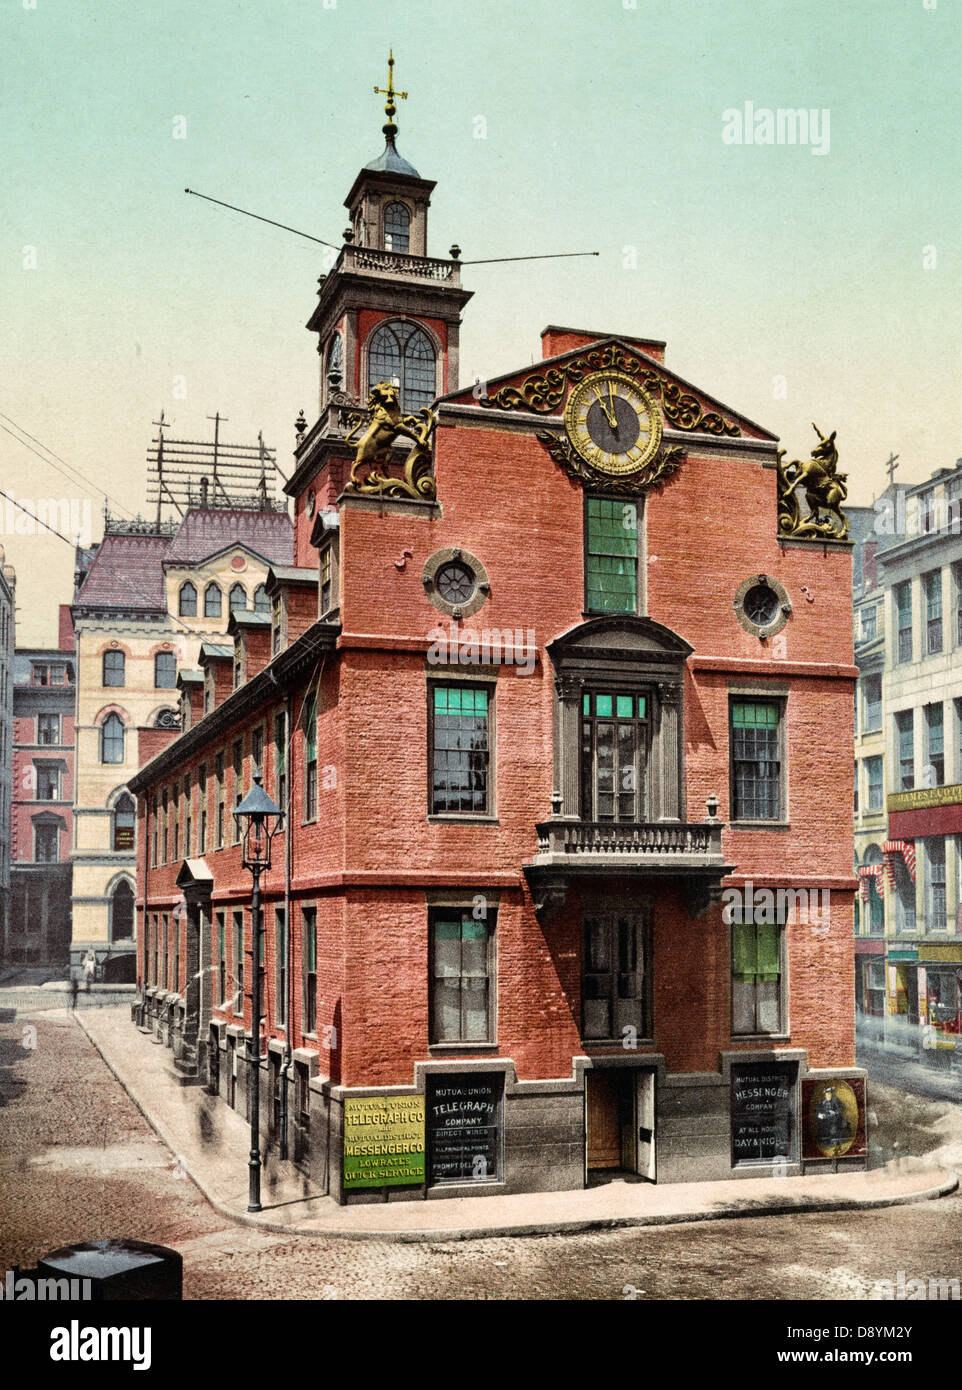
344 382 437 500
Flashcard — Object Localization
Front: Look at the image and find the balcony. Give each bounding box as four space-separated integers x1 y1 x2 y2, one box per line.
337 244 461 287
524 807 734 921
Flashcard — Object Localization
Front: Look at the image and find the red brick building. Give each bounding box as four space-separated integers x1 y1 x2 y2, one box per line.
129 105 863 1199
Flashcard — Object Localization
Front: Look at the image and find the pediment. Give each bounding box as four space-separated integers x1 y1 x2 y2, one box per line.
441 337 776 443
548 614 693 664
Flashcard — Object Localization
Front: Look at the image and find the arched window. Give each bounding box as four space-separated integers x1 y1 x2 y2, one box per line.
253 584 270 615
326 333 343 381
112 792 135 850
100 713 125 765
179 582 197 617
204 583 222 618
110 879 135 941
367 320 436 415
383 201 410 253
229 583 247 613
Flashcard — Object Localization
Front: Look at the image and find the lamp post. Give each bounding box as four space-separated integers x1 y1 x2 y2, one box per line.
233 769 283 1213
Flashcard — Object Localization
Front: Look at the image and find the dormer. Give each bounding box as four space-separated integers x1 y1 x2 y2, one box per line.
265 566 320 655
227 609 272 686
198 643 233 716
176 667 204 732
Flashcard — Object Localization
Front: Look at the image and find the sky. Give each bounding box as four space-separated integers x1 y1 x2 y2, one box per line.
2 0 958 645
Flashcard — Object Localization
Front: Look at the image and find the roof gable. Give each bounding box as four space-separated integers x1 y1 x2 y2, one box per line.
440 337 777 442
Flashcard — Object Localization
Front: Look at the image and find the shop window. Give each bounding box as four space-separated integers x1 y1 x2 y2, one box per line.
585 497 637 614
731 1062 796 1165
430 908 495 1043
112 792 135 850
582 910 650 1041
427 1074 502 1185
864 959 886 1016
924 837 947 931
429 684 491 815
730 700 782 821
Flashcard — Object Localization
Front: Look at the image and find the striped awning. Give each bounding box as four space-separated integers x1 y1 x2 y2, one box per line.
858 865 885 900
883 840 916 886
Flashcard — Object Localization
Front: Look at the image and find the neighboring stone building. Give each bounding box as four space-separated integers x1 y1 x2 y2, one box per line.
70 506 293 979
0 547 16 962
130 85 864 1200
853 464 962 1065
8 606 77 966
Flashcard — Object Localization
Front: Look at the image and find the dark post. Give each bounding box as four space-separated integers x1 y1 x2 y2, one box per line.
248 866 262 1212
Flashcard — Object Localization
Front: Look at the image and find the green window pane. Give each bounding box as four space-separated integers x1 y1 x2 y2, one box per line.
637 696 647 719
462 918 487 940
596 694 613 718
732 921 757 980
434 687 448 713
583 693 591 715
733 700 778 729
616 695 633 719
434 919 462 940
756 921 780 981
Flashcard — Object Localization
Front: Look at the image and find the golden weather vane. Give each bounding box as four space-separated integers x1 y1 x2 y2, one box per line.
374 49 407 138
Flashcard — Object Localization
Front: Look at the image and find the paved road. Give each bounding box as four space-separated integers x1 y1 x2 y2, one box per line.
2 1009 961 1301
858 1043 961 1105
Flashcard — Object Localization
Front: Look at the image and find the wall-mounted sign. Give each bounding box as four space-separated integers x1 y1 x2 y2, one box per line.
731 1063 796 1164
802 1077 866 1160
887 783 962 813
428 1075 502 1184
114 828 134 851
342 1094 425 1189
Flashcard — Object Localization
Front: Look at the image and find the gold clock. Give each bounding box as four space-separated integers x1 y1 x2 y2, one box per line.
564 371 662 476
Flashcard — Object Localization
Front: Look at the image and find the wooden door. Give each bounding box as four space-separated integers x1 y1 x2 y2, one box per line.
586 1071 621 1169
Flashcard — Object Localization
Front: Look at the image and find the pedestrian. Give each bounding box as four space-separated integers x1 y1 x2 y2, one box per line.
70 971 79 1010
82 948 97 993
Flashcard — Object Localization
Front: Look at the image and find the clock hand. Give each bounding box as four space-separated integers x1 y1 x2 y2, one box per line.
595 388 617 430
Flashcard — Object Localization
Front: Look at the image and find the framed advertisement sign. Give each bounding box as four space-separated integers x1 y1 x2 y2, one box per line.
731 1062 796 1165
342 1094 425 1189
802 1076 866 1160
427 1074 502 1184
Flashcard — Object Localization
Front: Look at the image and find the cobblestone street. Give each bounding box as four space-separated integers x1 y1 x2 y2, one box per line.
1 1008 960 1301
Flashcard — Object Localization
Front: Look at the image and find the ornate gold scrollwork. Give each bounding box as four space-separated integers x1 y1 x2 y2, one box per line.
536 428 684 496
345 382 437 501
776 423 849 541
479 345 742 437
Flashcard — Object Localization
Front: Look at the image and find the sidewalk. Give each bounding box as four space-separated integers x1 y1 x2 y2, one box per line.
74 1005 958 1244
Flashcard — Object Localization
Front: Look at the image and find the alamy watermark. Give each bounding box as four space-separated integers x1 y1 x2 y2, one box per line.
1 494 92 547
722 881 831 933
427 622 536 675
722 103 830 156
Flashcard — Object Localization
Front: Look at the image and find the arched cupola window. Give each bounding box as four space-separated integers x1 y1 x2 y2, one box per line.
179 582 197 617
367 320 436 415
383 201 411 253
100 713 125 765
229 583 247 613
204 582 222 618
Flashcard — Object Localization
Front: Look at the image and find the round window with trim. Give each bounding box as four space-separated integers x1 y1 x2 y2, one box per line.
423 547 490 619
733 574 792 638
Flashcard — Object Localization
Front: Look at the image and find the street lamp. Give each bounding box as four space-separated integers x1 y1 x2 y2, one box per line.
233 768 283 1212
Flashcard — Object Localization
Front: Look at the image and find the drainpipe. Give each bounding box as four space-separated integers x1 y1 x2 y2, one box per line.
279 686 294 1160
140 793 149 1027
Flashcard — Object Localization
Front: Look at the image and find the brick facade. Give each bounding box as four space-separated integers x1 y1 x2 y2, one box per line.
130 120 862 1199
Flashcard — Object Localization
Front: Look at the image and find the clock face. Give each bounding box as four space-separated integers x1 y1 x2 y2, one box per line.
564 371 662 475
